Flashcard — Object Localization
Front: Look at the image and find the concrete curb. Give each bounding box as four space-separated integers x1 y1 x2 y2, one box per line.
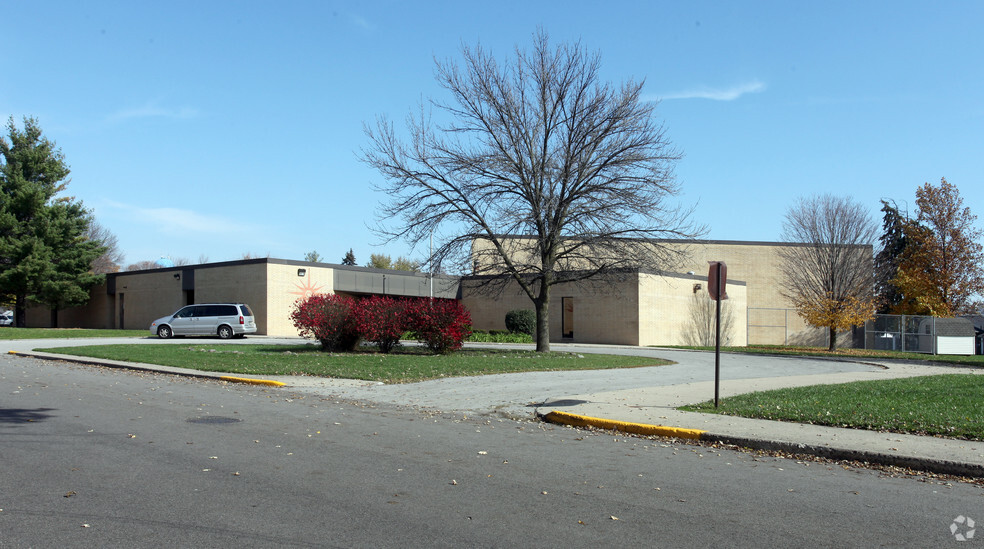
218 375 287 387
541 409 984 479
701 433 984 479
8 350 287 388
542 410 705 440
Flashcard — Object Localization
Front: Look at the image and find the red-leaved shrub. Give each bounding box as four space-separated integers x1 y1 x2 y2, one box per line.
405 298 472 354
355 296 407 353
290 294 360 351
292 294 471 355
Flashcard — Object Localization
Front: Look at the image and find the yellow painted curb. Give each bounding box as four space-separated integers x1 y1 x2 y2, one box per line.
219 376 286 387
8 350 19 354
543 410 706 440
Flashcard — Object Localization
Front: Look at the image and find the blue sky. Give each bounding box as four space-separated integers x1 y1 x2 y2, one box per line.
3 1 981 268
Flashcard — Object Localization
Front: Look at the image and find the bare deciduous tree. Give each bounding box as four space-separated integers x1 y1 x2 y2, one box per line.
85 221 124 274
125 260 160 271
362 32 701 351
778 194 877 351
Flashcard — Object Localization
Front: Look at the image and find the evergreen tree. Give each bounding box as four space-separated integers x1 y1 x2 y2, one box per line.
341 248 356 266
873 200 913 313
0 116 104 326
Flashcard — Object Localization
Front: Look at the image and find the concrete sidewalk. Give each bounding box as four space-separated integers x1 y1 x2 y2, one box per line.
8 339 984 478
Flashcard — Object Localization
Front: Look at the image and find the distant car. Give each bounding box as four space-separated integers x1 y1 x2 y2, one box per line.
150 303 256 339
0 311 12 326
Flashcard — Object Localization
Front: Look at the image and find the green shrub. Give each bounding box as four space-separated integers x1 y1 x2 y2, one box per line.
505 309 536 336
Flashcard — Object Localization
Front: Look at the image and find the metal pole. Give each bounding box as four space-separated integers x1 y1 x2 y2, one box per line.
714 263 722 408
429 230 434 300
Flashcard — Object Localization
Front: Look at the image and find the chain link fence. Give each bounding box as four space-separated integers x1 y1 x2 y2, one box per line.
864 315 936 354
747 309 976 355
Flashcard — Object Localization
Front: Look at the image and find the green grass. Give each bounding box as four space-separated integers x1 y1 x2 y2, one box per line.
682 374 984 440
0 327 148 340
659 344 984 367
467 330 534 344
37 343 672 383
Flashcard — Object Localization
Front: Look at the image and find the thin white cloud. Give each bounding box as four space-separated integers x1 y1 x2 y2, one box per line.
108 101 199 122
349 13 374 30
105 201 250 237
650 80 767 102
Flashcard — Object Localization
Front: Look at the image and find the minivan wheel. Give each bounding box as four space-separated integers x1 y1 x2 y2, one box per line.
217 325 234 339
157 326 173 339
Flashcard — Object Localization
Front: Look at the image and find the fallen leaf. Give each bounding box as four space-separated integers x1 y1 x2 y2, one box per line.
64 491 77 498
610 516 619 521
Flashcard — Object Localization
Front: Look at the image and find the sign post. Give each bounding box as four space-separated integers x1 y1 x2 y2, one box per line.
708 261 727 408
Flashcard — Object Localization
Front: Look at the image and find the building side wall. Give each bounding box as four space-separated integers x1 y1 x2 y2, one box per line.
193 264 269 334
25 282 115 329
112 271 188 331
637 273 747 347
461 275 643 346
265 264 335 337
473 238 869 345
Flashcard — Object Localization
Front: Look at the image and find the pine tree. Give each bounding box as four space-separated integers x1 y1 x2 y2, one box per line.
341 248 356 266
0 116 104 326
873 200 912 313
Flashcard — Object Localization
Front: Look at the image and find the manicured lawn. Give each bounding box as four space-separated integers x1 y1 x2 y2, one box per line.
37 344 672 383
682 374 984 441
660 344 984 367
0 328 148 340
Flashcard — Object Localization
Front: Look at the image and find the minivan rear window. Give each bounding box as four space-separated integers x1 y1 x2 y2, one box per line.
239 304 254 316
199 305 238 316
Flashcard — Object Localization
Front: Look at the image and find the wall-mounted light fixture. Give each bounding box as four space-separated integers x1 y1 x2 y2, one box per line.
173 273 181 280
693 283 702 293
297 268 306 277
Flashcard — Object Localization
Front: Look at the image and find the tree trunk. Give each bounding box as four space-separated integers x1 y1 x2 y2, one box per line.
15 294 27 328
828 326 837 352
534 294 550 352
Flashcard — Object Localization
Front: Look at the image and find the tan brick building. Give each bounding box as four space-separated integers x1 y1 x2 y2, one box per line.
27 238 870 346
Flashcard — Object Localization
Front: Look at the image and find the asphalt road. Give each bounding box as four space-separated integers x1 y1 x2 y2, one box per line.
2 352 981 547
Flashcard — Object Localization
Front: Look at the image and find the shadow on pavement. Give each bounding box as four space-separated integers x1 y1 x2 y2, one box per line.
0 407 56 424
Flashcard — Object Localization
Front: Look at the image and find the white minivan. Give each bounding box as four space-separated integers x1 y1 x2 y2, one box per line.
150 303 257 339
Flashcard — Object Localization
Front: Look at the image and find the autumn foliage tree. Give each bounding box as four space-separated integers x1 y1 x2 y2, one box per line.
890 178 984 316
778 195 878 351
